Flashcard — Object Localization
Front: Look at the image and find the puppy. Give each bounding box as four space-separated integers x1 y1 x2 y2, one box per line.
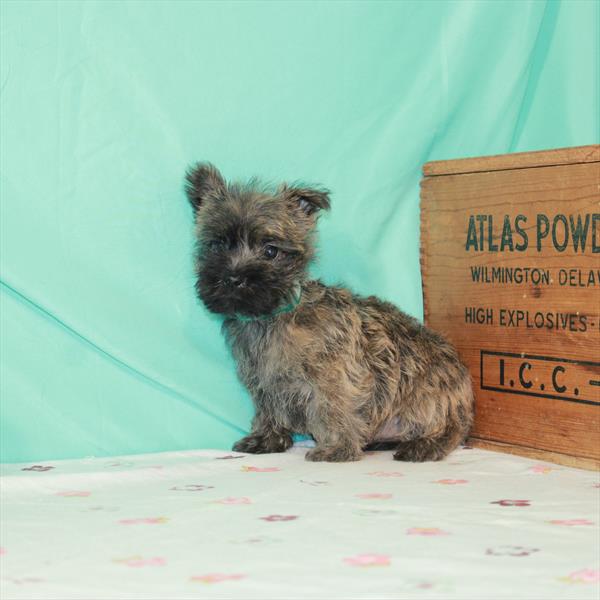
186 163 474 462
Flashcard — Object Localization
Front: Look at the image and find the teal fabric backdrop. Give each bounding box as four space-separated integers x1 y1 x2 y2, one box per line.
1 0 598 462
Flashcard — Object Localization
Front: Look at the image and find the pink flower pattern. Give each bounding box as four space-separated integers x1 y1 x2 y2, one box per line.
406 527 450 536
191 573 247 584
260 515 298 522
56 490 91 497
216 497 252 505
118 517 168 525
529 464 554 474
434 479 468 485
242 466 281 472
114 556 166 568
491 499 530 507
561 569 600 584
355 493 393 500
343 554 391 567
549 519 594 526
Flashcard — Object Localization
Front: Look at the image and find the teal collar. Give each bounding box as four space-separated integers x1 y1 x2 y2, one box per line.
234 285 302 323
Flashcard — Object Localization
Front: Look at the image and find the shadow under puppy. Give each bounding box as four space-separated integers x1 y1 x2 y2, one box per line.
186 163 474 462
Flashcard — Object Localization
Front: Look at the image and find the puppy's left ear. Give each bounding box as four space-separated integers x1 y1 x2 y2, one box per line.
184 162 226 213
282 184 331 216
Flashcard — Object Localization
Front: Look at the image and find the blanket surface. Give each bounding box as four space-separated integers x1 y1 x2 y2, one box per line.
1 445 599 599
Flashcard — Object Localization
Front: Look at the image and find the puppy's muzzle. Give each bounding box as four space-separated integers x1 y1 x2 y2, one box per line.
226 275 247 289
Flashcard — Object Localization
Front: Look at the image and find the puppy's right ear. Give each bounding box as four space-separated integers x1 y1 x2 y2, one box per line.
184 162 226 213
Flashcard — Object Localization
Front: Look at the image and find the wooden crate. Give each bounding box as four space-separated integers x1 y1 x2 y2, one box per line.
420 145 600 470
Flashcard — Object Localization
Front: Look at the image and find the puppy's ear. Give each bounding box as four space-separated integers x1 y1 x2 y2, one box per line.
281 184 331 216
185 162 226 212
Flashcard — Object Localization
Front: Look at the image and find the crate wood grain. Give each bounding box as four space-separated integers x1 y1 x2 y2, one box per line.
420 145 600 469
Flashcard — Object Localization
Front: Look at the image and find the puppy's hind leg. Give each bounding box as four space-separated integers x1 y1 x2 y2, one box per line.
392 422 468 462
393 362 474 462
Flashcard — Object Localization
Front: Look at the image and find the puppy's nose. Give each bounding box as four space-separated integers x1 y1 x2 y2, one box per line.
228 275 246 288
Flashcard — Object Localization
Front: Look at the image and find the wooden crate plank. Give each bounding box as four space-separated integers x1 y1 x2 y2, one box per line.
424 144 599 177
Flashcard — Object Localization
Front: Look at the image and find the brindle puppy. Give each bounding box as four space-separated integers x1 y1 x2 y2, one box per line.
186 163 474 462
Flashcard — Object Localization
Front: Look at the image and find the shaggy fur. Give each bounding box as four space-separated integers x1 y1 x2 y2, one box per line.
186 163 474 462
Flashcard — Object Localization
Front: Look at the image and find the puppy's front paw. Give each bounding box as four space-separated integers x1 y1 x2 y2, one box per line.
232 433 292 454
305 446 362 462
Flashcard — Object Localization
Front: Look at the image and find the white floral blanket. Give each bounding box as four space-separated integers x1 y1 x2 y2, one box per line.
1 445 598 599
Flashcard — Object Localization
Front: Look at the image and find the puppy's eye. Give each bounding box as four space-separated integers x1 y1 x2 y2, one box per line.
263 245 279 259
